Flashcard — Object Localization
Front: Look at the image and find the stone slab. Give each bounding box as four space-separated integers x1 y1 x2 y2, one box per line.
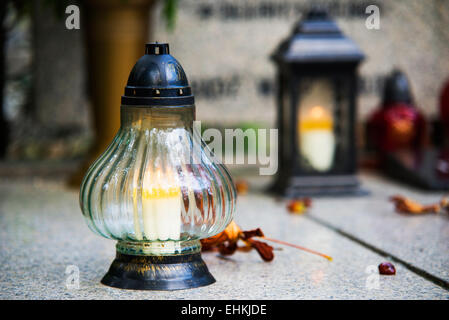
0 178 447 299
303 173 449 284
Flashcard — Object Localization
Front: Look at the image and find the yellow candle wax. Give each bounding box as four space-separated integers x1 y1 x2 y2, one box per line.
141 186 181 241
299 105 336 171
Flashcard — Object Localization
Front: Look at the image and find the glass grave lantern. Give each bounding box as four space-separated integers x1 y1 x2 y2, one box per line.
271 10 365 196
80 43 236 290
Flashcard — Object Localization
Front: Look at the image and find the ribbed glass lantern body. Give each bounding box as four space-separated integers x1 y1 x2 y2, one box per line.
80 105 236 255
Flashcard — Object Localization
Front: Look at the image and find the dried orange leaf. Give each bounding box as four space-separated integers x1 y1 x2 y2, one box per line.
241 228 264 239
200 220 241 250
287 198 312 214
223 220 242 241
218 241 238 256
201 220 332 262
235 180 249 195
390 195 440 214
245 238 274 261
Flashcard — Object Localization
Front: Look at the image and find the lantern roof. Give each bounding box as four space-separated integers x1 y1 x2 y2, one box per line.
272 9 365 64
122 42 194 106
382 69 414 106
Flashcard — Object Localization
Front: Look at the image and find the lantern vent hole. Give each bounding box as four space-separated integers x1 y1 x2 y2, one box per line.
145 43 170 55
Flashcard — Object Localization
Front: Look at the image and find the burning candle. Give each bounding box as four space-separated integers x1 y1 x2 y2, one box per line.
133 168 181 242
141 186 181 241
299 105 335 171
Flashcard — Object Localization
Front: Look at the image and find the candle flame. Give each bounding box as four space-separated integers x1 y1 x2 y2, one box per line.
299 105 333 131
310 105 325 120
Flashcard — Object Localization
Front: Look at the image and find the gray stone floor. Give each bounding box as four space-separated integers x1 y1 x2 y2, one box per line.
0 173 448 299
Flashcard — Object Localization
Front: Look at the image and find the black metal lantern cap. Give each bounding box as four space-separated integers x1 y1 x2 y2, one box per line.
121 42 195 107
272 9 365 65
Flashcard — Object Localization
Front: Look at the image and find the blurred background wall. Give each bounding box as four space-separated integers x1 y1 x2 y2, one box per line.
2 0 449 176
3 0 91 164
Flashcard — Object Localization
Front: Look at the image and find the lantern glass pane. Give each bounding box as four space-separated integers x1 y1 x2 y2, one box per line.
297 77 337 172
79 106 236 254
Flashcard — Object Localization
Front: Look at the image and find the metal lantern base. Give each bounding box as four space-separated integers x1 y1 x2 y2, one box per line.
101 252 215 291
271 175 368 197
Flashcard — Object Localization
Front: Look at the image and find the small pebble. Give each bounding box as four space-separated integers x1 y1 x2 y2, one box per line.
378 262 396 275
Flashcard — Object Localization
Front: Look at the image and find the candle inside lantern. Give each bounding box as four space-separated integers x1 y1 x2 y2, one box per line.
133 168 181 242
299 105 336 171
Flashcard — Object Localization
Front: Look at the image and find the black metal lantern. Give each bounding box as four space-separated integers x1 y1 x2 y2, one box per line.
271 10 365 196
